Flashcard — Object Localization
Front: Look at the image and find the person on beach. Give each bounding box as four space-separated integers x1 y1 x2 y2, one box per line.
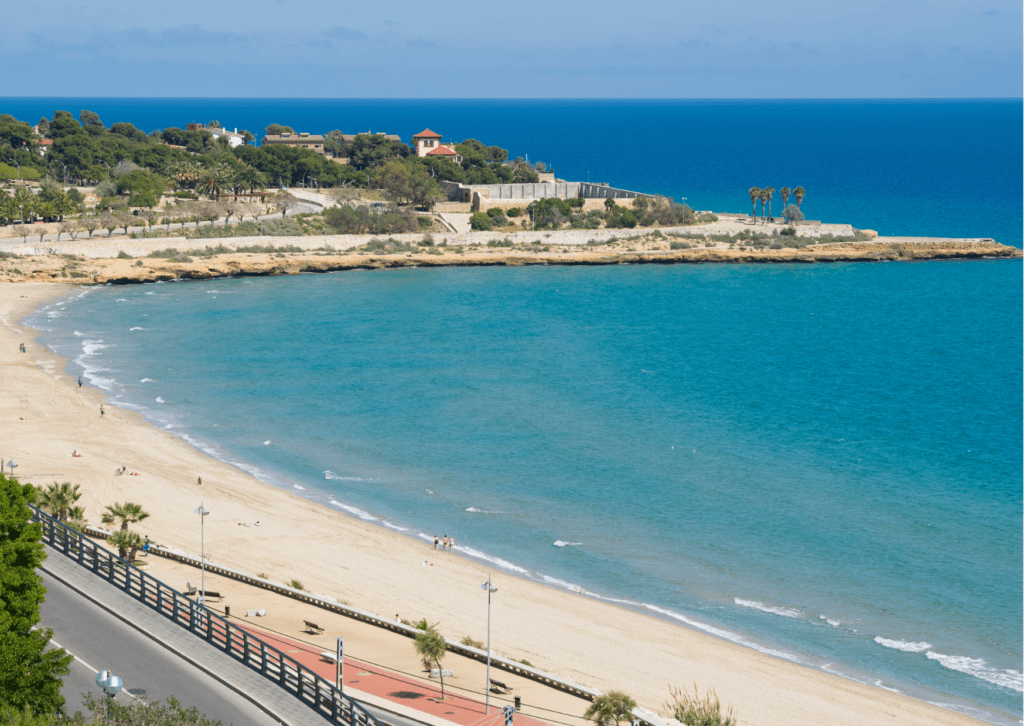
443 535 448 551
100 405 105 417
142 536 150 556
78 376 82 387
197 476 202 486
449 535 454 551
434 535 439 550
71 451 80 458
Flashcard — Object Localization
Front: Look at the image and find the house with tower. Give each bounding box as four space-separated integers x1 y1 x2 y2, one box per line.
411 129 463 163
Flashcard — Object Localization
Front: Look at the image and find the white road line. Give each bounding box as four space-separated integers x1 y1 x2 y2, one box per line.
46 635 135 699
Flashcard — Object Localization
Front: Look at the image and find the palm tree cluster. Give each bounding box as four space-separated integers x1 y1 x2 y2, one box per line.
0 183 79 226
102 501 151 562
747 185 805 224
166 161 267 199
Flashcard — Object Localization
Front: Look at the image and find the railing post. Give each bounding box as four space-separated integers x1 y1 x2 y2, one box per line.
261 643 268 676
106 553 115 583
278 654 286 686
243 632 250 664
226 624 233 654
206 613 213 642
77 531 85 565
297 665 304 699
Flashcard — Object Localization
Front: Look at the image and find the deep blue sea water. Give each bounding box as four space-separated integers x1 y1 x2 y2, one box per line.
14 99 1023 723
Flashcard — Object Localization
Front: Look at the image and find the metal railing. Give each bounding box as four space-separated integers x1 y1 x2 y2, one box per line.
31 505 383 726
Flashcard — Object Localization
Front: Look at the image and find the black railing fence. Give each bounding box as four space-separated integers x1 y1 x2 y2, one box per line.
31 504 383 726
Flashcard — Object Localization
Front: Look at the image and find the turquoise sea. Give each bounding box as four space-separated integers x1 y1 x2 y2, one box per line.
17 99 1024 723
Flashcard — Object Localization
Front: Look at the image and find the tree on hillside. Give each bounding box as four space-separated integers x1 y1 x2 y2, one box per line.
0 472 73 714
264 123 294 136
747 186 761 223
79 109 103 128
414 627 448 699
585 691 637 726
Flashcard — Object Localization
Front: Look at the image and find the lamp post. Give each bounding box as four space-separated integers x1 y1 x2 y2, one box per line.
96 669 123 716
195 504 209 604
480 575 498 714
6 157 20 182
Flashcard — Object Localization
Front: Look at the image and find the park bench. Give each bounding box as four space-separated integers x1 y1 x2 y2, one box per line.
304 620 325 635
200 591 223 601
490 678 512 694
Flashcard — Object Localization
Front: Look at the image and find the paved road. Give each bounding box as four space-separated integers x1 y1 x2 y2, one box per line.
40 570 284 725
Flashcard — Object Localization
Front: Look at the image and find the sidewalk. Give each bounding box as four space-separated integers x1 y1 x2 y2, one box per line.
237 623 549 726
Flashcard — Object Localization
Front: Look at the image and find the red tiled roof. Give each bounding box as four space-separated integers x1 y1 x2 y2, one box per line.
38 139 53 145
413 128 442 139
426 146 458 156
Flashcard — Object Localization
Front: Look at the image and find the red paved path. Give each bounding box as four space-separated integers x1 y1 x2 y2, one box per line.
236 623 551 726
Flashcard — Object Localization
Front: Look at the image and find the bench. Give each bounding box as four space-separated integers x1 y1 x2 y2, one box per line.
304 620 325 635
490 678 512 693
199 591 223 602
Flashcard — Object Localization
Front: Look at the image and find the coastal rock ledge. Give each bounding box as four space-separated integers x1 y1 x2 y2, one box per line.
1 238 1018 285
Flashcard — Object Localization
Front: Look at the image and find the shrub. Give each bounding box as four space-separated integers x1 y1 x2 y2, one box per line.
506 207 521 217
419 234 435 247
460 635 485 649
95 179 117 197
783 204 804 223
665 684 736 726
117 250 132 259
670 241 691 249
780 226 797 237
487 237 513 247
620 211 637 229
485 207 505 218
469 212 492 231
290 579 303 590
698 212 719 223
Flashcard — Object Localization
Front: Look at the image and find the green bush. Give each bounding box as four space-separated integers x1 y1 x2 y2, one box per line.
117 250 132 259
460 635 485 649
621 210 638 228
780 226 797 237
470 212 492 231
670 241 691 249
698 212 719 223
666 684 736 726
506 207 521 217
290 580 303 591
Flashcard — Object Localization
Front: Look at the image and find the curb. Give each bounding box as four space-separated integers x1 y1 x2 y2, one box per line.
41 562 292 726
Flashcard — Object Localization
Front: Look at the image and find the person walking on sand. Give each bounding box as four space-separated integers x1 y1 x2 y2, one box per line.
100 405 105 417
197 476 202 486
433 535 439 550
449 535 454 552
78 376 82 387
443 535 448 551
142 536 150 557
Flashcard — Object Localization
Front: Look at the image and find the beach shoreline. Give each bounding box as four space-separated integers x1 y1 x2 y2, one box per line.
2 282 1000 726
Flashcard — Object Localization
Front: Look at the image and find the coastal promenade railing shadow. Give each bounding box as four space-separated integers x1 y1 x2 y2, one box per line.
31 504 383 726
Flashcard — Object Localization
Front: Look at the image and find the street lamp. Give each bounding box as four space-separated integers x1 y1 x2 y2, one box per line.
480 575 498 714
96 669 123 716
6 157 20 182
195 504 209 604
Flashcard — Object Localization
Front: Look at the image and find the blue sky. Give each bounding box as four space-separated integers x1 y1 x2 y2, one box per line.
3 0 1020 97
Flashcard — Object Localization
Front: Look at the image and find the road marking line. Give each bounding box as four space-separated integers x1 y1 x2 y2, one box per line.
46 635 135 700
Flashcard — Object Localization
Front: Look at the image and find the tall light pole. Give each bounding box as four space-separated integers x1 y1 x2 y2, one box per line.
481 575 498 714
6 157 20 182
195 504 209 604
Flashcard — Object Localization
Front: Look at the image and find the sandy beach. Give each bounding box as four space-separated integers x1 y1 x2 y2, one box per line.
2 281 989 726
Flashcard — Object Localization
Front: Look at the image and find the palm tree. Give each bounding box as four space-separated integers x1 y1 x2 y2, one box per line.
197 166 230 201
758 189 770 224
762 186 775 221
585 691 638 726
66 505 88 533
239 130 255 145
747 187 761 223
101 501 150 532
233 165 268 196
108 530 144 561
779 187 791 211
37 482 82 521
793 186 806 209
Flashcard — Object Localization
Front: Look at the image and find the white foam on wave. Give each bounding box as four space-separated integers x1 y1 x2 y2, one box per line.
465 507 485 513
454 543 533 577
263 440 271 445
643 602 805 663
293 484 306 491
553 540 582 547
383 521 410 532
874 637 932 653
926 652 1024 692
145 291 157 295
140 378 154 383
155 397 166 404
129 327 146 331
73 330 86 337
735 598 803 619
329 500 379 521
819 614 843 627
324 470 366 481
